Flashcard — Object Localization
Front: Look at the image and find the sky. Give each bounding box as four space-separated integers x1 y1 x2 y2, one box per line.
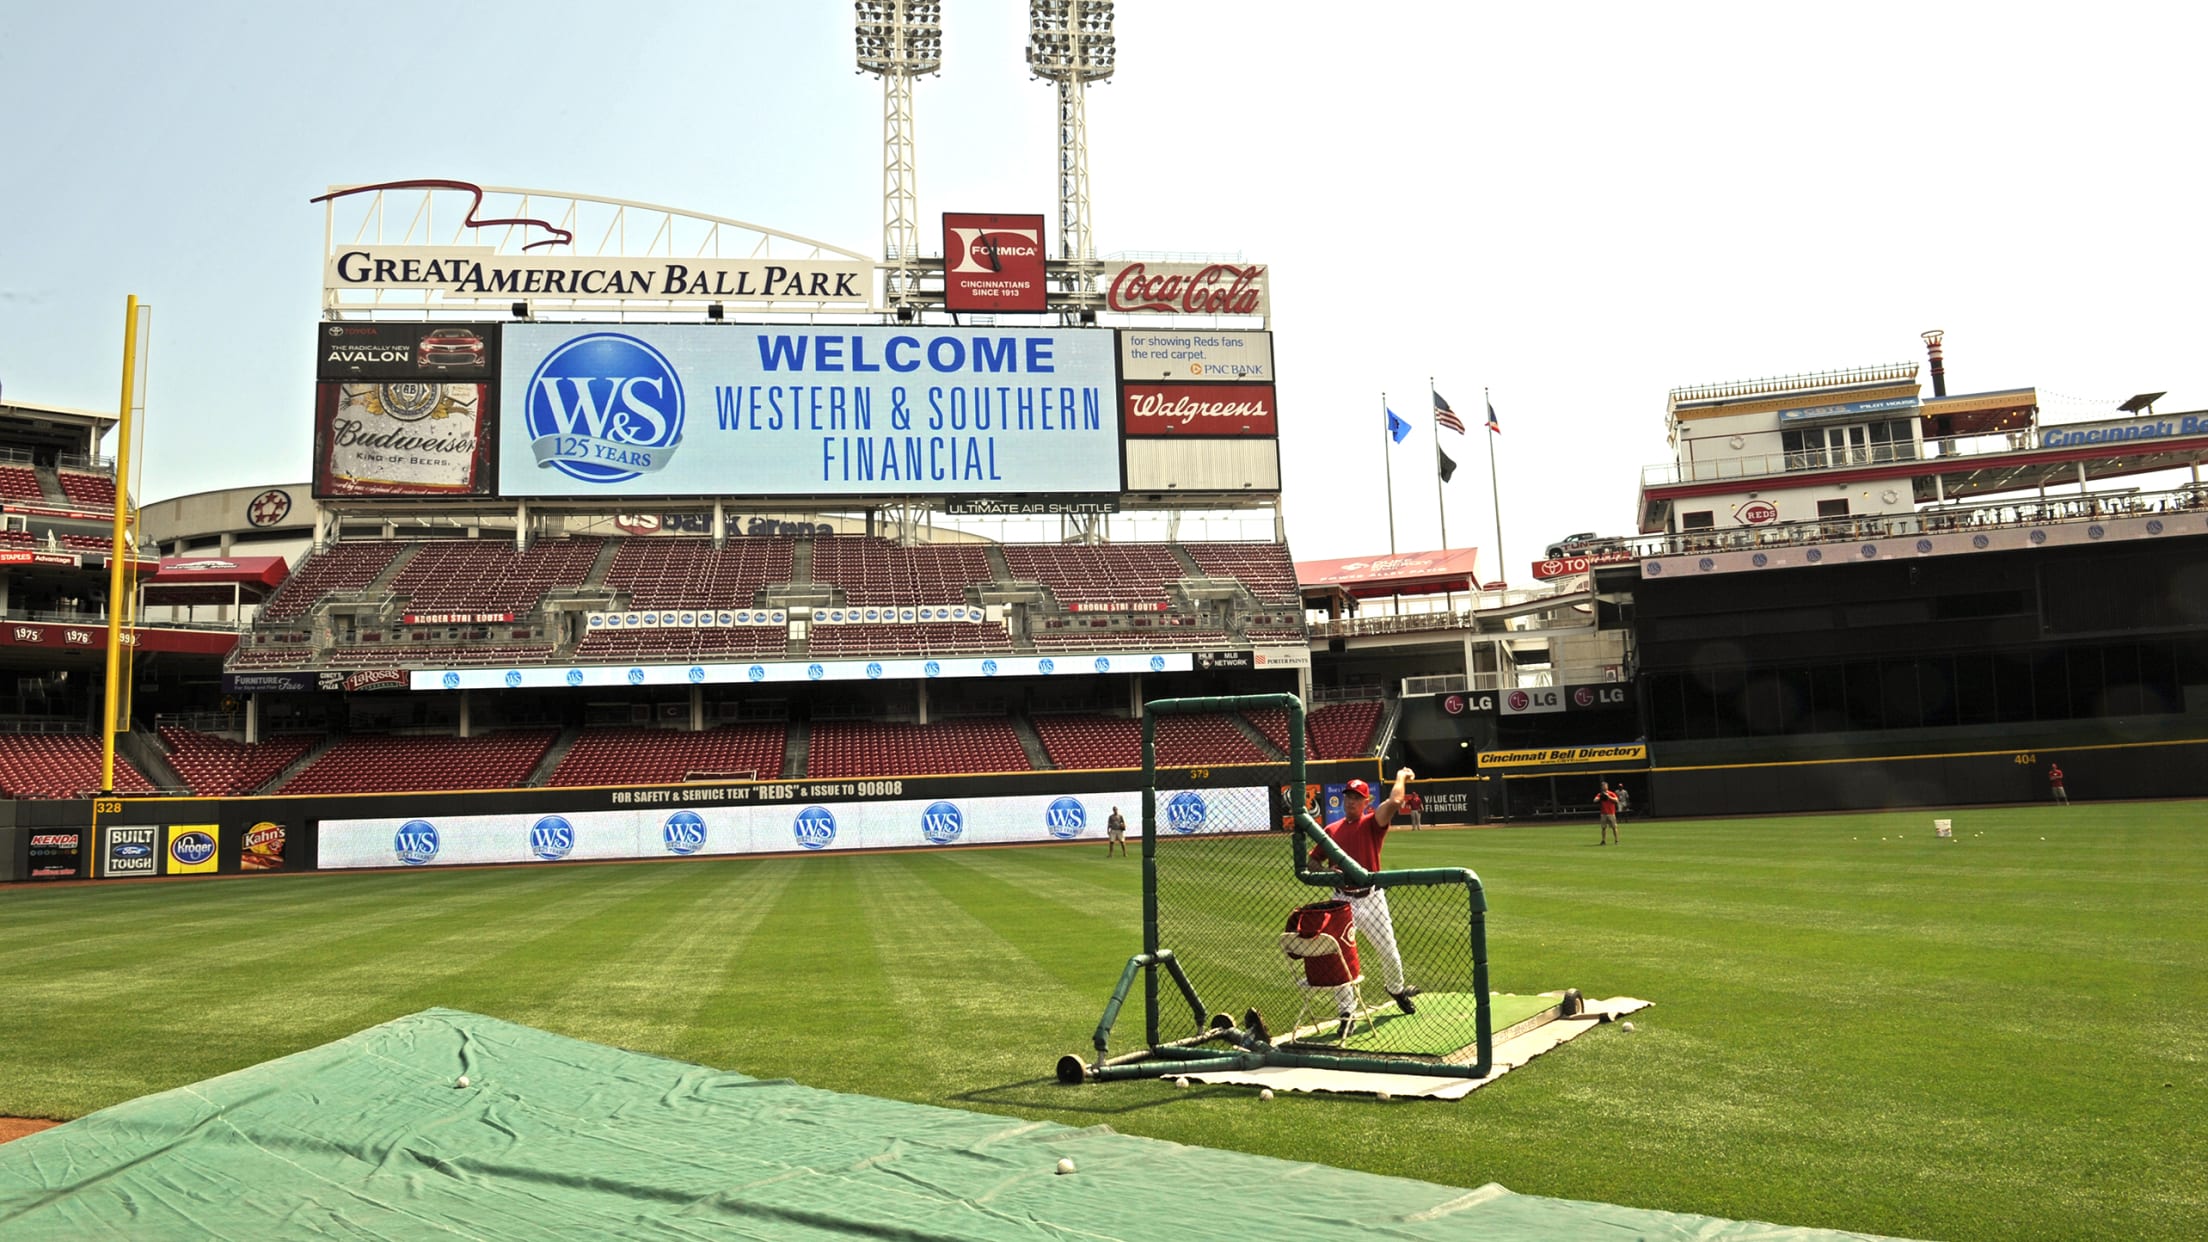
5 2 2206 581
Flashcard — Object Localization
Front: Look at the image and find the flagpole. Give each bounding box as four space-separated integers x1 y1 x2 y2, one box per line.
1430 377 1448 550
1485 387 1506 590
1381 392 1397 555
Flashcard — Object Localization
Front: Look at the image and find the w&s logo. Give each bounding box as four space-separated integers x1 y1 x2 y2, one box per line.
529 815 576 861
394 819 441 866
523 332 684 484
1164 790 1207 835
793 805 837 850
1044 796 1087 840
919 800 964 845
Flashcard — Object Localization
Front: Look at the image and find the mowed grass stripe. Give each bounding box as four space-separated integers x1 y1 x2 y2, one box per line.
665 856 893 1083
2 806 2203 1241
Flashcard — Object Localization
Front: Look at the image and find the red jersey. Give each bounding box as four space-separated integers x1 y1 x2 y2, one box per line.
1315 808 1389 873
1596 789 1620 815
2049 766 2065 788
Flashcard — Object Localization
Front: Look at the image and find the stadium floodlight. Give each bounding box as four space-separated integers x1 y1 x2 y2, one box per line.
856 0 942 308
1028 0 1114 319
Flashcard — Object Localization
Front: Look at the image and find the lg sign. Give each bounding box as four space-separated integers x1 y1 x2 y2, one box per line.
943 212 1047 312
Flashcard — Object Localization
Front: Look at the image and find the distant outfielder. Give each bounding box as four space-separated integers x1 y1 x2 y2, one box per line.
1311 768 1420 1036
1596 780 1621 845
2048 763 2068 805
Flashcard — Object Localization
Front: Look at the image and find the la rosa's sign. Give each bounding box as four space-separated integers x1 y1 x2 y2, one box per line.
1103 262 1269 318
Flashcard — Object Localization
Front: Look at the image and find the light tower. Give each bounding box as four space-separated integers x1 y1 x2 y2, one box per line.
1027 0 1115 319
855 0 942 310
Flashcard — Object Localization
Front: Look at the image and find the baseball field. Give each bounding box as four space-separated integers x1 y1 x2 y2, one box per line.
3 802 2201 1240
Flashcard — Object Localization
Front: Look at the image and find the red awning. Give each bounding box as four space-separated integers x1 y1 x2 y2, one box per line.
1294 548 1483 599
151 555 290 589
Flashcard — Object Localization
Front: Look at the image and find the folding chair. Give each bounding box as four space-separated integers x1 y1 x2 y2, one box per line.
1281 899 1368 1042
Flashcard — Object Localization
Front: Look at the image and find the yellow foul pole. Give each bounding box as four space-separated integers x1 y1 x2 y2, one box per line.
100 296 146 795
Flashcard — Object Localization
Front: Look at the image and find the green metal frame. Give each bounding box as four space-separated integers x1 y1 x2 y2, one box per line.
1062 692 1493 1085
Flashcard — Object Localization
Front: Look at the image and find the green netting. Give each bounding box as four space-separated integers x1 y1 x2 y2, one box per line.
0 1008 1916 1241
1128 694 1492 1074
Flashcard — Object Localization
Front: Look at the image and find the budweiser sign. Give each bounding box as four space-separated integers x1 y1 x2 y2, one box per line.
1103 262 1269 318
1123 383 1277 437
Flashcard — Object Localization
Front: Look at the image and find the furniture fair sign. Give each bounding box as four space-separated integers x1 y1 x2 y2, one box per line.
496 324 1122 498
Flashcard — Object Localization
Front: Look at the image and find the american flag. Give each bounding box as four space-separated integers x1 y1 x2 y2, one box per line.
1432 390 1467 434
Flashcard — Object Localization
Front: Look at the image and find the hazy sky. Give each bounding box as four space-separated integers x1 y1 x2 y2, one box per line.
5 3 2204 580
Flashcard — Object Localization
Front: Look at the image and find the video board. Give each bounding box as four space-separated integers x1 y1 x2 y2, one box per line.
495 325 1122 499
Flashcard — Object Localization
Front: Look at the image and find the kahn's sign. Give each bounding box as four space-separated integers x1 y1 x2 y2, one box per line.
1101 262 1269 318
326 247 873 308
942 213 1047 312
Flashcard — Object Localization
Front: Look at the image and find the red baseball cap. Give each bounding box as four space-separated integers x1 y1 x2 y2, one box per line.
1345 779 1371 798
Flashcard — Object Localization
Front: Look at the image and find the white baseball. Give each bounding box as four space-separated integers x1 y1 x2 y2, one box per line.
1621 1021 1636 1032
1259 1088 1274 1101
1056 1158 1076 1175
456 1075 470 1088
1376 1091 1392 1102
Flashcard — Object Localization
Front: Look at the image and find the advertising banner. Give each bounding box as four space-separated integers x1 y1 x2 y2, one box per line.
165 825 220 875
1122 383 1277 437
1500 686 1567 716
0 551 83 568
1118 330 1274 383
324 247 872 309
411 650 1196 691
28 831 83 880
316 786 1273 869
496 325 1121 499
1531 550 1636 580
403 612 515 625
942 213 1047 312
316 321 499 381
1567 683 1633 712
314 382 497 498
2037 411 2208 449
1 622 235 657
240 821 288 871
1479 744 1648 770
102 825 159 877
1100 262 1269 318
942 495 1119 516
1252 646 1310 670
221 670 343 694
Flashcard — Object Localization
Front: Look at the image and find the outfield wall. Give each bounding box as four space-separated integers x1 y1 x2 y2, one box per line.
8 758 1378 882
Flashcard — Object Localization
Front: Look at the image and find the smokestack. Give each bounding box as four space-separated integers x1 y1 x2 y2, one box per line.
1921 329 1947 398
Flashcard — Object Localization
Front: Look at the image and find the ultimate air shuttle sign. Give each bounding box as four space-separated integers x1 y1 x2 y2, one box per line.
497 324 1121 498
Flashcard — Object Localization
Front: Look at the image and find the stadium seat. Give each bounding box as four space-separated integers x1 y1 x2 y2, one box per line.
158 727 323 796
278 729 558 795
549 724 786 786
0 734 155 799
1308 700 1385 759
806 718 1031 778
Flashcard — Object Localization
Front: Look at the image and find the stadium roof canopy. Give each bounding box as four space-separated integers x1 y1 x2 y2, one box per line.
1295 548 1482 600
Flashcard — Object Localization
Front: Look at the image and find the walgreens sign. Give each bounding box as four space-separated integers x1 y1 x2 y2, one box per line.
1123 383 1277 437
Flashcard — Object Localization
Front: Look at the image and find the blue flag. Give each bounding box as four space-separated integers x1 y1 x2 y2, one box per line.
1386 407 1411 443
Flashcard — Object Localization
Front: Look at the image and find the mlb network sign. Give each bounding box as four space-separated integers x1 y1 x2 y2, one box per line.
497 324 1121 498
942 213 1047 312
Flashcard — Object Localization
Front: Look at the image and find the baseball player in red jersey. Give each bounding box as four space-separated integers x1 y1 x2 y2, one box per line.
1313 767 1420 1036
1595 780 1621 845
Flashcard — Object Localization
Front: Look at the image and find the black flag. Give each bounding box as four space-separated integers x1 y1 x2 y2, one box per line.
1437 445 1458 483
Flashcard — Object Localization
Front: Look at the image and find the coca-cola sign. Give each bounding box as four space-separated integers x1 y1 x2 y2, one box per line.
1123 383 1277 437
1103 262 1269 318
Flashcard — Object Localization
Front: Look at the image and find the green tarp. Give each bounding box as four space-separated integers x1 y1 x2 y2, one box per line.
0 1009 1907 1240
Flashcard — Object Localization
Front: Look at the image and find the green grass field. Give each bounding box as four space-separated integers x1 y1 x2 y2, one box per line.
5 803 2204 1240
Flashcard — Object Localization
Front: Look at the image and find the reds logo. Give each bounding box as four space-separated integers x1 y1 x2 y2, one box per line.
246 489 293 527
1739 500 1780 525
1508 690 1530 711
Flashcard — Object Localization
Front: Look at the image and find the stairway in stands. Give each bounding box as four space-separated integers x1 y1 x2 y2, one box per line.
781 719 811 778
528 725 583 785
1009 712 1054 769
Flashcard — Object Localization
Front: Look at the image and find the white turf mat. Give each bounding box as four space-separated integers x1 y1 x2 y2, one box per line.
1173 996 1653 1100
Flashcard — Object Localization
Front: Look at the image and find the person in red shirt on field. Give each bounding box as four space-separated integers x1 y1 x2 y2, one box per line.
2048 762 2068 805
1311 768 1420 1036
1595 780 1622 846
